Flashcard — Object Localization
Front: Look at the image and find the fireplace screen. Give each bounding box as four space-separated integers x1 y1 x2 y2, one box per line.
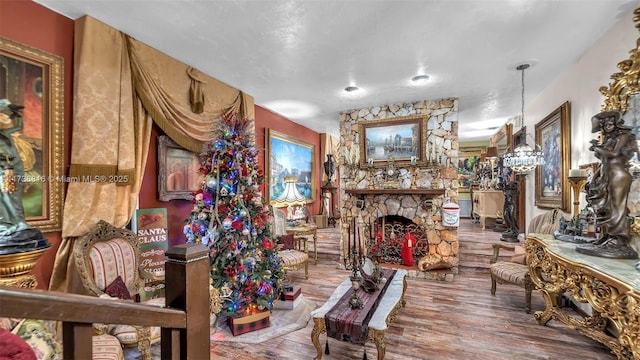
374 216 427 265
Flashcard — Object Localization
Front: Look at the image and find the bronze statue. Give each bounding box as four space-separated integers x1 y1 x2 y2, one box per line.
0 99 46 255
496 167 519 242
576 110 638 259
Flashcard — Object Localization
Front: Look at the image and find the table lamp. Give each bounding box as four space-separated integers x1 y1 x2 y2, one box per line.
274 176 306 220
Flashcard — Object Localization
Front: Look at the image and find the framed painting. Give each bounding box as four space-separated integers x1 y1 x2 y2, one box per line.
457 146 485 189
535 101 571 211
0 37 64 232
358 115 427 168
266 129 316 204
157 135 203 201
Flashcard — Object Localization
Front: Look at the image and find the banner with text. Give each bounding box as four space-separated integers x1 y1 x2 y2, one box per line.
133 208 168 299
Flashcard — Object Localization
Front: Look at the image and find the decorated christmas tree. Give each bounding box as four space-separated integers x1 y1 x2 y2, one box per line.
184 112 284 320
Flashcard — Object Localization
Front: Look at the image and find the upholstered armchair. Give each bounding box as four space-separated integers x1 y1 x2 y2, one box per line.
73 220 164 360
489 243 532 313
273 207 309 280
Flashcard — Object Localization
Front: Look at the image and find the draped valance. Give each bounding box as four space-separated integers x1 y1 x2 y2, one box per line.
50 15 254 293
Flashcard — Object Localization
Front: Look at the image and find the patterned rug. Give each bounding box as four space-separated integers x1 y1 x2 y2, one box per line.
125 343 265 360
211 295 316 344
124 297 314 359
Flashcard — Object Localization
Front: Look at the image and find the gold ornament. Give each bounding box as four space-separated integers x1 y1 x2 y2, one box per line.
2 166 16 194
209 286 223 314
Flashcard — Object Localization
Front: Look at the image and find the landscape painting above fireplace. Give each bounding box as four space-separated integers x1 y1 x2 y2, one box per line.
359 115 427 168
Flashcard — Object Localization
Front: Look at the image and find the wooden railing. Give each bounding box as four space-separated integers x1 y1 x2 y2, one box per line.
0 243 211 360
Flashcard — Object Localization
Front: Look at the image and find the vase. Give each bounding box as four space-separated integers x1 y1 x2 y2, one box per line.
324 154 336 186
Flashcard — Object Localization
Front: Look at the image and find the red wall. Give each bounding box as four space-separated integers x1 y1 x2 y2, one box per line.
138 124 195 248
0 0 75 289
139 106 322 248
254 106 321 216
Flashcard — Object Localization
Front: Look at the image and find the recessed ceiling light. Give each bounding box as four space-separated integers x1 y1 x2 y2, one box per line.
411 74 430 83
344 86 360 92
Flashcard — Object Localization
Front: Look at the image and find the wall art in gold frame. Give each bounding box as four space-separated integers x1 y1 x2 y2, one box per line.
489 123 513 156
599 8 640 218
0 37 64 232
265 129 316 204
358 115 427 168
535 101 571 211
457 145 486 189
157 135 203 201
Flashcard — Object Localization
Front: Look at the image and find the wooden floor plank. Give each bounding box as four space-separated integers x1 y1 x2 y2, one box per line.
210 219 616 359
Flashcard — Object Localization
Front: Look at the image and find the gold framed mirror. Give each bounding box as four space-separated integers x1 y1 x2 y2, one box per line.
599 8 640 218
490 123 513 157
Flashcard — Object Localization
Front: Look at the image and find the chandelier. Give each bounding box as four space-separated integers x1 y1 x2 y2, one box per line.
503 64 544 174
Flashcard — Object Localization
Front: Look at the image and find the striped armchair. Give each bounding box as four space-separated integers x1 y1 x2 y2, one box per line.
73 220 163 360
272 207 309 280
489 243 532 313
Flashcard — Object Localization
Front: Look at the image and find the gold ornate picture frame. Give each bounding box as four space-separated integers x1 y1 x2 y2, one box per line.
0 37 64 232
265 129 316 204
157 135 203 201
358 115 427 168
535 101 571 211
599 9 640 218
457 145 485 189
489 123 513 155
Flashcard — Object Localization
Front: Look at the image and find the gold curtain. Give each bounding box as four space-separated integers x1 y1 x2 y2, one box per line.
125 35 253 153
49 16 254 293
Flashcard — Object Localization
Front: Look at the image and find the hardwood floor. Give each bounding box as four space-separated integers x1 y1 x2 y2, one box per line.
211 219 616 360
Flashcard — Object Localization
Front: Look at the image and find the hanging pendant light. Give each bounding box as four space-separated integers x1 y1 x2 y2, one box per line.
503 64 545 174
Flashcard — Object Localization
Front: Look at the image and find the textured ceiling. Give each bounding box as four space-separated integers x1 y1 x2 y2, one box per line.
35 0 638 141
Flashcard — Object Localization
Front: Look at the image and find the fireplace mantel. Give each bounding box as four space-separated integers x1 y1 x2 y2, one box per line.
344 188 445 197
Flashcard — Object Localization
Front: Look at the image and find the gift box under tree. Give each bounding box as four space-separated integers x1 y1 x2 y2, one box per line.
227 309 270 336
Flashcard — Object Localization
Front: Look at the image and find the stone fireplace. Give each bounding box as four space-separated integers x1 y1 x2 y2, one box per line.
339 99 460 281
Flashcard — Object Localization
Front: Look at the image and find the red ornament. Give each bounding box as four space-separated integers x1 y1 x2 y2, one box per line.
231 219 244 231
261 238 274 250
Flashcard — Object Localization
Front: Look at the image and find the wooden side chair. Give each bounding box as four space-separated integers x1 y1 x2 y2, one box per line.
73 220 164 360
272 207 309 280
489 243 532 313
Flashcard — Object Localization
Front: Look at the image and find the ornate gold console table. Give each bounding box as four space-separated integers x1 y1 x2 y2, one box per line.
526 234 640 359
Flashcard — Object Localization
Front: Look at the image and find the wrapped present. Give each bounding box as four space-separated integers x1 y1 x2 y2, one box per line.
227 309 270 336
273 295 303 310
280 285 301 301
